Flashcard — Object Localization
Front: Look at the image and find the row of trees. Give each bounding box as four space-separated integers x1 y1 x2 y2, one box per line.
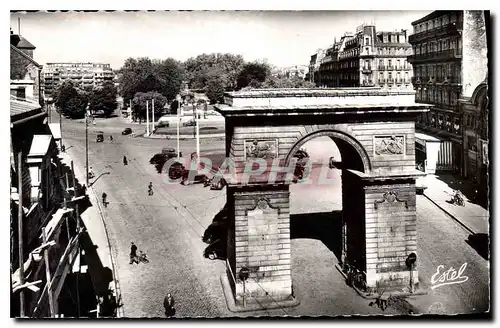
117 53 315 109
54 53 315 120
54 80 118 119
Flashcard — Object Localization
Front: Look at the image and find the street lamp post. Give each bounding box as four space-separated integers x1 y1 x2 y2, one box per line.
85 105 90 186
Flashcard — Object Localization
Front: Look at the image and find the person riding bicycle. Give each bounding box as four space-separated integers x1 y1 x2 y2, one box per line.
123 155 128 166
452 190 464 204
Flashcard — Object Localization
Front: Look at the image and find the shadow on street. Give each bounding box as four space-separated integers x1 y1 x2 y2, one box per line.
436 173 488 209
466 233 490 260
290 211 342 263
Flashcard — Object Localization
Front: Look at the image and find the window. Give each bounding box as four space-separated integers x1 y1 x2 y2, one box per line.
15 88 26 99
379 59 384 67
388 59 392 68
397 60 400 69
365 37 370 45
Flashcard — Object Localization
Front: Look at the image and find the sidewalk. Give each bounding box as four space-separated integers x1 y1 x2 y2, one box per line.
58 150 122 317
421 174 489 235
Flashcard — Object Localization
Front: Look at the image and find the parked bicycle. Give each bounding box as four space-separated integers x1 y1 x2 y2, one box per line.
345 262 366 291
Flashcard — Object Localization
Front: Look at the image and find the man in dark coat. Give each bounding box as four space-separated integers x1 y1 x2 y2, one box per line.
129 242 138 264
163 293 175 317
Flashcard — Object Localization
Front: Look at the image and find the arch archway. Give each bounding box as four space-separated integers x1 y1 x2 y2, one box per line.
215 88 428 309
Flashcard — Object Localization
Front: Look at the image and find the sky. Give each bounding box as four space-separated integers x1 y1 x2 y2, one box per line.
10 10 431 70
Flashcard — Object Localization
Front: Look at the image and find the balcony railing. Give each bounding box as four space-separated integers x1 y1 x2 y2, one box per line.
378 65 386 70
387 78 394 84
379 78 386 84
362 81 375 87
362 67 372 73
407 49 463 62
387 66 395 70
409 21 463 43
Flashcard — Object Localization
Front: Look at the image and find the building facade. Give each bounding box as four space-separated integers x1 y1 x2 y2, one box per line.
317 25 413 89
10 30 42 105
42 62 114 101
307 48 326 85
408 11 488 177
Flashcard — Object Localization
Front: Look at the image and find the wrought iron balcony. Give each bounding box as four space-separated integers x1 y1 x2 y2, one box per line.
378 65 386 70
362 67 372 74
407 49 463 63
387 78 395 84
408 21 463 43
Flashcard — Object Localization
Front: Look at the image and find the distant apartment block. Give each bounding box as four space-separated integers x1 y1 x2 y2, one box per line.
314 24 413 89
42 62 114 101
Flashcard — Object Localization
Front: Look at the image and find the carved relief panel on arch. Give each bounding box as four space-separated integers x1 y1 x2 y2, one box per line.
373 135 405 156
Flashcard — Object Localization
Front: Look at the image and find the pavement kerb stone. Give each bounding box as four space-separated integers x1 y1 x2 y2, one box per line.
422 193 476 235
220 275 300 313
62 150 123 318
334 264 428 300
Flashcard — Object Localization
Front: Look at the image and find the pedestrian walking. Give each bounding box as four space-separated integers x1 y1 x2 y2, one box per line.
163 293 176 318
148 182 154 196
102 192 108 208
109 135 114 143
129 242 138 264
123 155 128 166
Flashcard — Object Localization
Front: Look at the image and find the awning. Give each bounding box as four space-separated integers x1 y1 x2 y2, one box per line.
48 123 61 140
28 134 53 157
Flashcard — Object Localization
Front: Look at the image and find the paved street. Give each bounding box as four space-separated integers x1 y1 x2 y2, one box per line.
58 113 489 317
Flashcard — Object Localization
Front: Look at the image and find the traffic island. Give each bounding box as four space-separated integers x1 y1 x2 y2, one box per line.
220 274 300 313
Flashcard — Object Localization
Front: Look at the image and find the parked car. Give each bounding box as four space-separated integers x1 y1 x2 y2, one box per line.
122 128 133 135
168 162 185 180
183 119 196 127
96 131 104 143
204 239 226 260
162 147 177 155
202 220 228 244
156 121 170 128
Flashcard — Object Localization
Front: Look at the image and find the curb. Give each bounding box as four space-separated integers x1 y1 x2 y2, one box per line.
62 152 123 318
334 264 428 299
220 275 300 313
141 134 225 140
422 193 475 235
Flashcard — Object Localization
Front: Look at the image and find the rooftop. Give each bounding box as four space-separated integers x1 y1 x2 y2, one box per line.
216 88 430 117
10 98 42 121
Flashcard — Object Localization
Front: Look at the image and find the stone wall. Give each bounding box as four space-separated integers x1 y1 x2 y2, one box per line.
364 182 418 289
230 186 292 302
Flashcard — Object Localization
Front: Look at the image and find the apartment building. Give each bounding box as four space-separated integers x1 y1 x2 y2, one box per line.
317 25 413 89
408 10 488 180
307 49 326 85
42 62 114 101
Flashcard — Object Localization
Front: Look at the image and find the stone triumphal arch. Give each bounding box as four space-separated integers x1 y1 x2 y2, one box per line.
214 88 429 308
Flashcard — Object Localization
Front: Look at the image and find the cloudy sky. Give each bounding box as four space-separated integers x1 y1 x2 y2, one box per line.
10 11 430 70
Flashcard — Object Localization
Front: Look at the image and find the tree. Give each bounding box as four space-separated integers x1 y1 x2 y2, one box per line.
118 57 185 104
54 80 88 119
184 53 245 92
117 57 158 103
132 91 168 120
205 71 227 104
261 75 316 89
89 81 118 117
153 58 185 100
236 61 271 90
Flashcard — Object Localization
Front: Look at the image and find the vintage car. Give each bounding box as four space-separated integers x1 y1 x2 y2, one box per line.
203 239 226 260
183 119 196 127
122 128 133 135
96 131 104 142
